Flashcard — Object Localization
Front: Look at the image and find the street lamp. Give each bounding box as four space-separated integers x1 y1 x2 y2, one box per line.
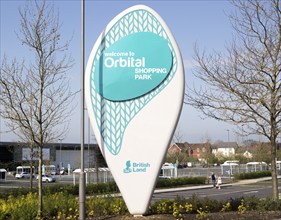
84 107 91 170
59 139 62 178
87 115 90 184
227 129 230 142
242 124 245 144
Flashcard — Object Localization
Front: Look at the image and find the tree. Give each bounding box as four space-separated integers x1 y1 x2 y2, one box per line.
252 142 271 164
185 0 281 200
0 0 75 217
201 141 217 184
234 154 250 164
172 127 184 143
166 151 189 165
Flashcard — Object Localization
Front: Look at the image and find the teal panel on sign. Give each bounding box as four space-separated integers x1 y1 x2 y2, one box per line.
94 32 172 101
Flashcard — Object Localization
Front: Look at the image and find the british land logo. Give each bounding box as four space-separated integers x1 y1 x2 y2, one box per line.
123 160 151 174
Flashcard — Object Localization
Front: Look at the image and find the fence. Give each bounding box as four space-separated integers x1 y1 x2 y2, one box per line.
72 168 114 185
72 162 274 184
165 162 271 179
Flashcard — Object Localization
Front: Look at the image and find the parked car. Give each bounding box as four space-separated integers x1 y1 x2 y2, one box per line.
15 172 33 179
36 174 56 183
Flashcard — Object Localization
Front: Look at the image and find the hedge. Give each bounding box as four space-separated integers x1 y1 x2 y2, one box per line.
156 176 206 188
234 171 271 180
0 176 206 199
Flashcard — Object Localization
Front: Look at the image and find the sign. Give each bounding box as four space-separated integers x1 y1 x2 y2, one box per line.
85 5 184 215
94 32 172 101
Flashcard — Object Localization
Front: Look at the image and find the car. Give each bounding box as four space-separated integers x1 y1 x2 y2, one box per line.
36 174 56 183
15 172 33 179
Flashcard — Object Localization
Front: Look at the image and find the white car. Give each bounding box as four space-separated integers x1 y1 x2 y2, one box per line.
15 172 33 179
36 174 56 183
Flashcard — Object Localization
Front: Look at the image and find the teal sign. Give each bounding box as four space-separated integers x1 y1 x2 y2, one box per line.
123 160 151 173
94 32 172 101
86 5 184 215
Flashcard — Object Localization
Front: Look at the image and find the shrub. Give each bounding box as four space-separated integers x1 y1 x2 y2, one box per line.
220 202 231 212
0 193 37 220
86 181 119 195
43 183 79 195
234 171 271 180
243 196 259 211
228 197 242 211
238 199 247 214
1 191 281 219
0 192 128 220
156 176 206 188
172 201 185 219
43 192 78 218
149 198 193 219
0 176 206 200
0 187 36 200
149 199 174 214
86 196 128 217
196 207 209 220
256 198 280 211
201 197 222 213
186 194 204 213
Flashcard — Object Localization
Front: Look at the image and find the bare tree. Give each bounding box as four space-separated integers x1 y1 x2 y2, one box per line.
252 142 271 164
172 126 184 143
185 0 281 200
0 0 75 217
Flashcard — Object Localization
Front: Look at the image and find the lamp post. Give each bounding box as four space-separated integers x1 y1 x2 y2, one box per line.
88 114 90 169
59 139 62 178
227 129 230 142
242 124 245 144
87 113 90 184
226 129 230 158
84 107 91 185
79 0 86 219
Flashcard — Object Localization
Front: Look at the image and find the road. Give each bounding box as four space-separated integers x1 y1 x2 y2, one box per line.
152 180 276 202
0 174 75 188
1 174 279 203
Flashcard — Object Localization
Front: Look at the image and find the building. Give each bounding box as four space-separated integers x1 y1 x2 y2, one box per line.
0 141 106 172
168 142 212 161
211 141 238 157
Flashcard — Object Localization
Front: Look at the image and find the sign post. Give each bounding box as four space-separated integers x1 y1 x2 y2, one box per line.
85 5 184 215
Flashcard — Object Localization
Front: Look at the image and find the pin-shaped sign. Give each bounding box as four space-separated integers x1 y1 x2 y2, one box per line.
85 5 184 215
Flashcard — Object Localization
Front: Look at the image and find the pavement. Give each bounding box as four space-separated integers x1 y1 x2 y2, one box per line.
154 176 280 194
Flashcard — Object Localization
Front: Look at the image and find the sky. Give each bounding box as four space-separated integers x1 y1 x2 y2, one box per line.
0 0 253 144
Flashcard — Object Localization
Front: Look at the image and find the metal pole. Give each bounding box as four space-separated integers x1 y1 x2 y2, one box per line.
88 116 90 169
79 0 86 219
88 116 90 184
227 129 230 142
242 124 244 145
59 139 62 179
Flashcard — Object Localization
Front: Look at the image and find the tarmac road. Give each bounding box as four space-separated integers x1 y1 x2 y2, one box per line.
152 177 279 202
1 174 280 204
0 174 74 188
152 183 273 202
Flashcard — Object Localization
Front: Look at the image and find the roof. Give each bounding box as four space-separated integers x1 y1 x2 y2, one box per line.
246 162 267 165
0 169 7 172
212 141 238 149
73 167 110 173
174 142 211 151
221 163 238 166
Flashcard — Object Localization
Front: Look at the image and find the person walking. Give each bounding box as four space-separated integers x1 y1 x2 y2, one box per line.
211 172 216 188
217 176 222 189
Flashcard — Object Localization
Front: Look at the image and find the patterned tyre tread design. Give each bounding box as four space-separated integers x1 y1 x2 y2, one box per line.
89 9 178 155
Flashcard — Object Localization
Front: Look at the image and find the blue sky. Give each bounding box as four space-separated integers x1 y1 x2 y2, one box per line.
0 0 251 144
